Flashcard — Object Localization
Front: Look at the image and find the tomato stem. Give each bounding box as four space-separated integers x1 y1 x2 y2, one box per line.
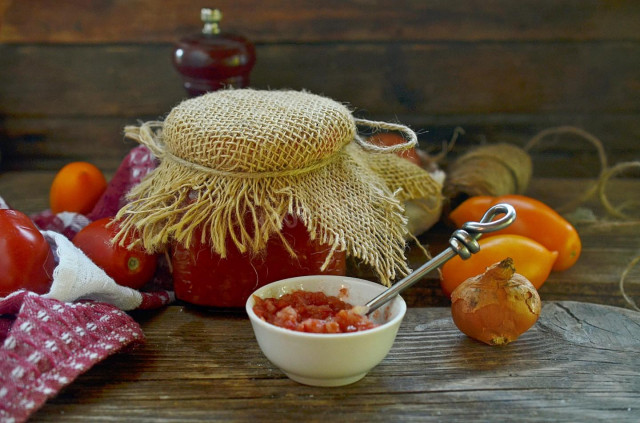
128 257 140 272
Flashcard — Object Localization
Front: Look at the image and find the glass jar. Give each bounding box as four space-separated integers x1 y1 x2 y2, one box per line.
171 215 346 308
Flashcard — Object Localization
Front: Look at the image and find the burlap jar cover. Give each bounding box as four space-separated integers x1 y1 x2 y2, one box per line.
114 89 442 285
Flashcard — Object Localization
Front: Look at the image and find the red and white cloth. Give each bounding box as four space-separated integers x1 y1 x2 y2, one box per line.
0 292 145 423
0 230 174 423
40 230 173 311
1 146 174 422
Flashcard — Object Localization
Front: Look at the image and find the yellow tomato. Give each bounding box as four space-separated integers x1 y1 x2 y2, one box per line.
440 234 558 297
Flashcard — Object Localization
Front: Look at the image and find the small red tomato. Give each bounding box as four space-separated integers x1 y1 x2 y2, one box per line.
0 209 56 297
72 217 157 289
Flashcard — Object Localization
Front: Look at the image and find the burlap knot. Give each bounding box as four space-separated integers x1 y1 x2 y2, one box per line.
115 89 442 285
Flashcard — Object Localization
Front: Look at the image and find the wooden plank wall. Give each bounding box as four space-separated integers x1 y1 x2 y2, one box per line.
1 0 639 177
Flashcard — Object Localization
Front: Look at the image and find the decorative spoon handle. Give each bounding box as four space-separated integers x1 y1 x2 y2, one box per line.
362 203 516 315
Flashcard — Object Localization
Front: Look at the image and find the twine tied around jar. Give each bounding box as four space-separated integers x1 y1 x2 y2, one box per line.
125 118 418 179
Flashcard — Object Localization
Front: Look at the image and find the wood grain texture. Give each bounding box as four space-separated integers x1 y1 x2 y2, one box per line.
2 0 640 43
0 117 143 171
1 41 638 172
1 2 639 171
2 43 639 117
27 302 640 422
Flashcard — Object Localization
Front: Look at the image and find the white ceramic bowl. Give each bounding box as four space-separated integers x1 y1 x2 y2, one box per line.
246 275 407 387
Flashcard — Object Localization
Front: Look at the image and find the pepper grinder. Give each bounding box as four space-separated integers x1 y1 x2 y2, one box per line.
172 8 256 97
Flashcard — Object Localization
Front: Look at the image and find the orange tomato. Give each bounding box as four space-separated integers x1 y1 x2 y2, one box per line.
50 162 108 215
449 194 581 271
448 195 493 224
367 132 421 166
440 234 558 296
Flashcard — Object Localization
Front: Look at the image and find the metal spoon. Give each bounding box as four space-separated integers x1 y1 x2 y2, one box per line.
355 203 516 315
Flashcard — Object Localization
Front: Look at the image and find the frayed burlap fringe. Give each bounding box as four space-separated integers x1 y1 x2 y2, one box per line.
113 89 441 285
115 142 441 285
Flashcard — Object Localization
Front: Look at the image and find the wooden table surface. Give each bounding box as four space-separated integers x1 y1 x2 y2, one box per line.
28 302 640 422
1 173 639 422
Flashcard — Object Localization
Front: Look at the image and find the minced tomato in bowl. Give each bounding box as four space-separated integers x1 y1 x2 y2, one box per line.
252 289 378 333
246 275 406 387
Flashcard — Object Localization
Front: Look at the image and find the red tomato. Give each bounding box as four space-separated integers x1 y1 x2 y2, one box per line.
171 215 346 308
0 209 56 297
367 132 422 166
72 217 158 289
449 195 581 271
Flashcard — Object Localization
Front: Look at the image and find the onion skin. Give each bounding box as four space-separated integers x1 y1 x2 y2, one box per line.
450 257 541 346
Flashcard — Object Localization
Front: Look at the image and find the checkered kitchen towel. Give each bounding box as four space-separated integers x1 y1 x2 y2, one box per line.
1 146 173 422
0 228 174 423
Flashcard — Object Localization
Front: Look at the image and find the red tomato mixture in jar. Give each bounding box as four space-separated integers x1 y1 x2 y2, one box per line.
252 289 378 333
171 215 346 308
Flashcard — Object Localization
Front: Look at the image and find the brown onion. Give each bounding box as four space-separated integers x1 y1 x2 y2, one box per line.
450 257 541 346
